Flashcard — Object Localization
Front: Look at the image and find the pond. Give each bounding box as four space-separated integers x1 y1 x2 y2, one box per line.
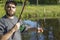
21 18 60 40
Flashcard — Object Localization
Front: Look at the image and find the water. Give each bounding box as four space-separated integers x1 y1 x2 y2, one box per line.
21 18 60 40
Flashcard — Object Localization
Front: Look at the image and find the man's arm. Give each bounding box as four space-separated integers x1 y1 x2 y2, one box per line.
0 23 20 40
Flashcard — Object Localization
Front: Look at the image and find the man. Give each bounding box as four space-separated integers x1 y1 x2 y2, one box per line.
0 0 43 40
0 0 21 40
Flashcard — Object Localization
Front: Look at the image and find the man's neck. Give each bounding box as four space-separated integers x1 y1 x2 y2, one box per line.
6 15 14 19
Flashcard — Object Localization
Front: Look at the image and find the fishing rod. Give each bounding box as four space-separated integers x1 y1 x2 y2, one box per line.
17 0 27 22
12 0 27 39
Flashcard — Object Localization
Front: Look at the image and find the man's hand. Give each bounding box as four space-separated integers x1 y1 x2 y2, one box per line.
16 22 20 29
38 27 43 33
13 22 21 31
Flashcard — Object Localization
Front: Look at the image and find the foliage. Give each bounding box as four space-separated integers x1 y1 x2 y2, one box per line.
0 0 60 4
0 4 60 20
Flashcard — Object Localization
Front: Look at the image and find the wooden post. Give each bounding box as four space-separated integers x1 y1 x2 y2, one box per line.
37 0 38 5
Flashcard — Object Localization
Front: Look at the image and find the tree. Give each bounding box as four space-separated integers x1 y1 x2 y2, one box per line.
29 0 36 4
37 0 38 5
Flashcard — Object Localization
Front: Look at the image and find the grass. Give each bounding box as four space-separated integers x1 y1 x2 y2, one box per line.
0 4 60 20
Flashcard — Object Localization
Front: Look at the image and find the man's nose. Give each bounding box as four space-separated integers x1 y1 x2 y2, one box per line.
10 7 13 10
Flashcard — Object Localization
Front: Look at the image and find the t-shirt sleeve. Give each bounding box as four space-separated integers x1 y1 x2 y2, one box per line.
0 23 4 35
0 20 5 35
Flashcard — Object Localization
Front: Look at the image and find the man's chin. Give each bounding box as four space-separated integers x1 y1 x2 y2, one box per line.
6 12 15 17
9 15 14 17
6 14 15 17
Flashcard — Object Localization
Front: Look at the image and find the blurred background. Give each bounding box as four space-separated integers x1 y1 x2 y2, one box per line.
0 0 60 40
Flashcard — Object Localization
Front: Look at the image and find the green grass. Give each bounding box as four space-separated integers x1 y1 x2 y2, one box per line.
0 4 60 20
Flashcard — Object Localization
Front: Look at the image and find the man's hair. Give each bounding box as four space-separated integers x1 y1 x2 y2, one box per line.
5 0 17 6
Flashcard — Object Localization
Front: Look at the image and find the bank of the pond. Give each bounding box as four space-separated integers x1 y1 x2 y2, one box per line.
0 4 60 20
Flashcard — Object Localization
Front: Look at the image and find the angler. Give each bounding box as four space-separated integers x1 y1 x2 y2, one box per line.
0 0 43 40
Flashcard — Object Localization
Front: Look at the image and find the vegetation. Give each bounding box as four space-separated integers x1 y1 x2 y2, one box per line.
0 0 60 5
0 4 60 20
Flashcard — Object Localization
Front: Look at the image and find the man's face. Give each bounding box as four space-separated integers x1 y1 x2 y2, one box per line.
5 3 16 16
